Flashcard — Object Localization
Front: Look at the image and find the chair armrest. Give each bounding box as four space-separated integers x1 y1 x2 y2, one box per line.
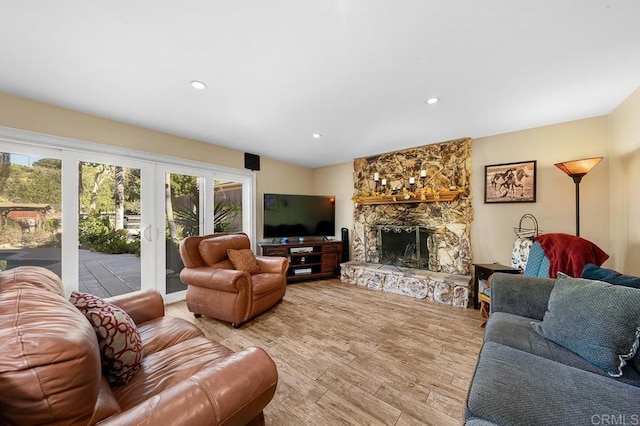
180 267 251 293
106 289 164 325
256 256 289 274
97 347 277 426
490 273 555 320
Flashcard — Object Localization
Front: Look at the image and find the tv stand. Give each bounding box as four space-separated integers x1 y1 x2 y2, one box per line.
259 240 343 283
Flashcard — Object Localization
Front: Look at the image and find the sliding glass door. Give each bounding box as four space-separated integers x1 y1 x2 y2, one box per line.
77 160 145 298
214 178 243 233
162 169 203 297
157 167 254 302
0 132 255 301
69 151 156 298
0 148 62 277
214 171 253 239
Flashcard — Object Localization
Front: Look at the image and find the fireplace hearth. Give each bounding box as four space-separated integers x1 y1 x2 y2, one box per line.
340 261 470 307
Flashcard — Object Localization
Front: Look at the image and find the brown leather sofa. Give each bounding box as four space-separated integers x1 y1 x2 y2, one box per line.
0 266 278 425
179 233 288 327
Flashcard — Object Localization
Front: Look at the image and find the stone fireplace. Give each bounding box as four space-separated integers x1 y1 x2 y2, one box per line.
341 138 473 308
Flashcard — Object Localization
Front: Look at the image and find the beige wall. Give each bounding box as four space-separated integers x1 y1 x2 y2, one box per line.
471 117 610 266
0 92 244 168
311 162 354 243
608 87 640 275
0 91 312 243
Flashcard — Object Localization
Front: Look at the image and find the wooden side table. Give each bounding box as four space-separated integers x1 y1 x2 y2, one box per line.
472 263 520 309
479 292 492 327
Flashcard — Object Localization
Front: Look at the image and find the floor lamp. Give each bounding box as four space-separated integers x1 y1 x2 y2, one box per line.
554 157 603 237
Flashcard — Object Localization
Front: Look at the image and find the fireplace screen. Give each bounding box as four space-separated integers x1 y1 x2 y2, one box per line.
364 225 436 270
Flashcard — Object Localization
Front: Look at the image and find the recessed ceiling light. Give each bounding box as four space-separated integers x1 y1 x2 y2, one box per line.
191 80 207 90
425 97 440 104
312 133 322 139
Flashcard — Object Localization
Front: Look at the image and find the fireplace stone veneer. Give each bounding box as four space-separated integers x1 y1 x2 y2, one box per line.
352 138 473 276
340 261 471 307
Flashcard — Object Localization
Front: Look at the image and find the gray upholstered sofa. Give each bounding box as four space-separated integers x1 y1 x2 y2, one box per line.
465 273 640 426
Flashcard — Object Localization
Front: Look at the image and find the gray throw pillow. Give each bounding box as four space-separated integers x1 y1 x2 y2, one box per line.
532 274 640 377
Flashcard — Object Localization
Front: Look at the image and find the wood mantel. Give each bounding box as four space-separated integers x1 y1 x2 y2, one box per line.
354 187 463 205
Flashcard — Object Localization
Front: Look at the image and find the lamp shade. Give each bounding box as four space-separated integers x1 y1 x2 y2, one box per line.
554 156 603 237
554 157 603 177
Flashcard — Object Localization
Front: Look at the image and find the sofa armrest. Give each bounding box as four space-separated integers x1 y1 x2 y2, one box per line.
97 347 277 426
106 289 164 325
256 256 289 274
490 273 555 320
180 267 251 293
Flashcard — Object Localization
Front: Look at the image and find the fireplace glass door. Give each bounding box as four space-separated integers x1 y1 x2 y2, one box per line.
365 225 436 270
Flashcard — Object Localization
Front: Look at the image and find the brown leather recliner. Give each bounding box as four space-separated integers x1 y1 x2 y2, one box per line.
0 266 278 425
179 232 288 327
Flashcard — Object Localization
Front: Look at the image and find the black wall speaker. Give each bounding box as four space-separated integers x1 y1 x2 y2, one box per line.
244 153 260 171
341 227 350 262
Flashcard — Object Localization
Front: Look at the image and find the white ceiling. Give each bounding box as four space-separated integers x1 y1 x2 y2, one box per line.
1 1 639 168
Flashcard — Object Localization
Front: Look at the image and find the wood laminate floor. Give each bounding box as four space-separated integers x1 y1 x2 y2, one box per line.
165 279 484 425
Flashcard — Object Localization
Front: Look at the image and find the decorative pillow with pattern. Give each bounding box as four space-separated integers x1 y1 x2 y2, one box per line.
511 237 533 272
227 248 260 274
70 291 143 385
531 274 640 377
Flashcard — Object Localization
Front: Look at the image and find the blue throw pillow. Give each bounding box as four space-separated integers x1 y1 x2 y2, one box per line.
581 264 640 289
532 274 640 377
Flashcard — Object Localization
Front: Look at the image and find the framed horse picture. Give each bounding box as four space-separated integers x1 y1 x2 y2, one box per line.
484 160 536 203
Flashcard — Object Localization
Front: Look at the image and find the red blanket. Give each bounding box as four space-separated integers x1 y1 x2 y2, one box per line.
534 233 609 278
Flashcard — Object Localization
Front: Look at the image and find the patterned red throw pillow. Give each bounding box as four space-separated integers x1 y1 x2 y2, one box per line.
70 292 143 385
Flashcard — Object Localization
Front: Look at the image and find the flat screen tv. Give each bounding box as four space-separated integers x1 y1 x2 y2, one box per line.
263 193 336 238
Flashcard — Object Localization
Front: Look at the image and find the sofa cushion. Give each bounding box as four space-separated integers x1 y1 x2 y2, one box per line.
227 248 260 274
71 292 144 385
465 420 499 426
531 275 640 377
581 263 640 289
138 316 204 356
113 335 234 410
485 313 604 375
466 342 640 426
485 312 640 385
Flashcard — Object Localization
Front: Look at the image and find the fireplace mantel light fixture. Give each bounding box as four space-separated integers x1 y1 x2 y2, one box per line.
554 157 603 237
